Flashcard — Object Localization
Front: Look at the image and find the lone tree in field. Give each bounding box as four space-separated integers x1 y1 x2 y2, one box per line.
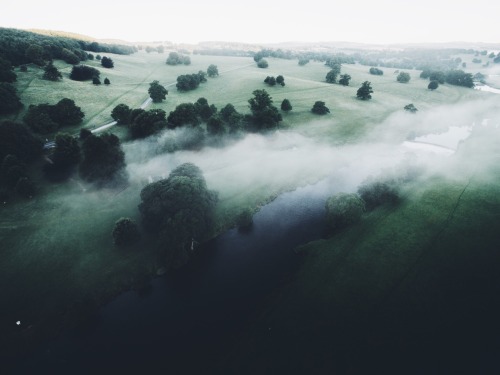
257 59 268 68
207 64 219 77
112 218 140 247
404 103 418 113
276 75 285 86
104 77 110 85
357 81 373 100
264 76 276 86
43 62 62 81
92 77 101 85
325 193 365 231
70 65 100 81
397 71 411 83
281 99 292 112
369 67 384 75
311 101 330 115
428 80 439 90
338 74 351 86
148 80 168 103
101 56 114 68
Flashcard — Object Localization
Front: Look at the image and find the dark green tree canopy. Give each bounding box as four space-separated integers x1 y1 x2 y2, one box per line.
276 75 285 86
43 61 62 81
101 56 114 68
0 83 23 115
61 48 79 65
369 67 384 75
111 104 132 124
338 74 351 86
247 89 282 131
0 121 43 163
397 72 411 83
52 133 81 168
70 65 100 81
428 80 439 90
104 77 110 85
92 76 101 85
357 81 373 100
130 109 167 139
0 56 17 83
264 76 276 86
311 101 330 115
167 103 200 128
257 59 268 68
281 99 292 112
50 98 85 126
176 72 206 91
23 104 58 134
79 133 126 185
148 80 168 103
112 218 140 247
357 179 399 210
207 64 219 77
138 163 218 267
325 69 338 84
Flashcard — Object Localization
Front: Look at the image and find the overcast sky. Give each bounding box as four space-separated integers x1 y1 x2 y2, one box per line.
1 0 498 44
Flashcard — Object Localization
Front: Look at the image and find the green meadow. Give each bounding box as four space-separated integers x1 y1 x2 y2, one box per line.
2 49 499 358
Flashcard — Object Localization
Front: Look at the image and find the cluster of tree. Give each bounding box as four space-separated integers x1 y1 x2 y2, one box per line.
92 77 111 85
43 132 81 181
166 52 191 65
0 27 135 67
325 178 400 232
420 69 474 88
207 64 219 77
298 58 310 66
144 45 165 53
112 218 140 247
23 98 84 134
0 56 17 83
325 63 342 84
111 104 167 139
167 98 216 128
369 67 384 75
138 163 218 268
356 81 373 100
264 75 285 87
70 65 100 81
338 74 351 86
0 82 23 115
148 80 168 102
79 133 126 186
247 89 282 131
397 72 411 83
0 121 42 200
176 71 207 91
101 56 114 68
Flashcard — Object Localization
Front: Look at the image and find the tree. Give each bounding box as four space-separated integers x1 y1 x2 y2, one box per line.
0 121 43 163
445 70 474 88
257 59 268 68
404 103 418 113
43 62 62 81
148 80 168 103
138 163 218 267
23 104 58 134
281 99 292 112
358 179 399 210
338 74 351 86
247 89 282 130
0 56 17 83
15 177 36 198
298 58 309 66
166 52 191 65
194 97 216 121
428 80 439 90
325 193 365 231
176 73 206 91
52 133 81 168
207 64 219 77
429 71 445 84
167 103 200 128
92 76 101 85
326 69 338 83
70 65 100 81
61 48 80 65
0 83 23 115
104 77 110 85
50 98 84 126
207 115 225 136
397 72 411 83
357 81 373 100
276 75 285 86
101 56 114 68
79 128 92 140
369 67 383 75
112 218 140 247
264 76 276 86
311 101 330 115
25 44 45 66
96 54 101 60
79 133 126 185
111 104 132 124
130 109 167 139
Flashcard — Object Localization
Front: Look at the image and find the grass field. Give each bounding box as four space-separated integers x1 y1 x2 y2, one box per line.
2 50 499 360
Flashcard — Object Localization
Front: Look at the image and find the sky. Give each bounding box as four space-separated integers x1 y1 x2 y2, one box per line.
1 0 498 44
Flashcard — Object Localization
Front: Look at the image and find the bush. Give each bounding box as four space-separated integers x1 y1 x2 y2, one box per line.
397 72 411 83
369 67 384 75
101 56 114 68
311 101 330 115
257 59 268 68
325 193 365 231
70 65 100 81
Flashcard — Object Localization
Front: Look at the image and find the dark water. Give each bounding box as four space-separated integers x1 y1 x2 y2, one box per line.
19 179 335 373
